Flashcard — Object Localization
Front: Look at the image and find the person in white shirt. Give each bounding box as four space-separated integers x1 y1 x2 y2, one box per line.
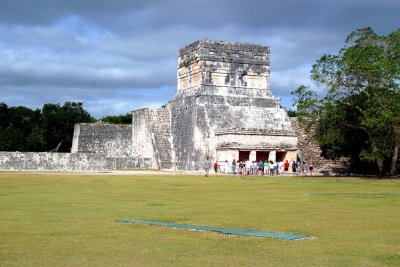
278 161 284 176
246 160 252 175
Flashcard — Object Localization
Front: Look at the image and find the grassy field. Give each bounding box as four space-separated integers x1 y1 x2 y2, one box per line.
0 172 399 266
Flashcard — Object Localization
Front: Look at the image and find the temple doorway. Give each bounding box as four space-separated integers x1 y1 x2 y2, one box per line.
276 151 287 162
238 150 251 162
256 151 269 162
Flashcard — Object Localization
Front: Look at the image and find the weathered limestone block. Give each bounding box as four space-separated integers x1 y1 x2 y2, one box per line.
132 108 172 169
0 152 151 172
169 96 202 170
71 123 132 157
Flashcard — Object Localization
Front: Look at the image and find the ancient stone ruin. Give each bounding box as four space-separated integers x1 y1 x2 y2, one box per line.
133 40 297 170
0 40 301 172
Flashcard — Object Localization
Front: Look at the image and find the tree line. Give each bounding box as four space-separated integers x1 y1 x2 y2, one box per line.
0 102 132 152
292 27 399 176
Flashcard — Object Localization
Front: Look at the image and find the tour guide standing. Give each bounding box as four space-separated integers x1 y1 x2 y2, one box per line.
203 157 211 177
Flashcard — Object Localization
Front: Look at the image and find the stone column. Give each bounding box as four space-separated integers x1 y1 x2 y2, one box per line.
249 151 257 162
269 150 276 162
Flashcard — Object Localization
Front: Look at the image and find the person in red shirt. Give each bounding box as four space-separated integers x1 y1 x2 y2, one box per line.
213 161 219 176
284 160 290 175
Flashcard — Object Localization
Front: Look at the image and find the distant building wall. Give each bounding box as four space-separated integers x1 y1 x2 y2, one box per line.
0 152 151 172
71 123 132 157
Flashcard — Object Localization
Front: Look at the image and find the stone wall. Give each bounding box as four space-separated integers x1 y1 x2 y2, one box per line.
0 152 151 172
132 108 172 169
290 117 349 174
71 123 132 157
289 117 322 163
169 96 201 170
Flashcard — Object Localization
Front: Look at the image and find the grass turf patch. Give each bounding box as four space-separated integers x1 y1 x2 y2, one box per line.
1 172 399 266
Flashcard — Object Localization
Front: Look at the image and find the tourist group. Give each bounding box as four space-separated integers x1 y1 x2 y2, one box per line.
203 158 314 177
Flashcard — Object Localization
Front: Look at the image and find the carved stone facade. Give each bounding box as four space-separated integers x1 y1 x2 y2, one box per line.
133 40 298 170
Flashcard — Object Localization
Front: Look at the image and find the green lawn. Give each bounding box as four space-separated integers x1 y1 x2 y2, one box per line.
1 172 399 266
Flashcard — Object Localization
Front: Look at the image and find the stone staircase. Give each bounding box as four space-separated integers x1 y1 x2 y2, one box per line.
151 109 172 169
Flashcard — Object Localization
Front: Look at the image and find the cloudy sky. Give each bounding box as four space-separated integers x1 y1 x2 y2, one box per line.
1 0 398 118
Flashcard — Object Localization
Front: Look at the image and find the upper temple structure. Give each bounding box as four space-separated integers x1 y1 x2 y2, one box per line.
132 40 298 170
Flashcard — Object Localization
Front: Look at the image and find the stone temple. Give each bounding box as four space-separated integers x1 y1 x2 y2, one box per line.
3 40 343 173
132 40 297 170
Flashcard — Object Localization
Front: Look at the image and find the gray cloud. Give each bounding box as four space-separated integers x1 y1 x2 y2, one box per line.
0 0 398 118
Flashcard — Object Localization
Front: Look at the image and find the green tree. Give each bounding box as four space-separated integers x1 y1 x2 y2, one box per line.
293 27 400 176
0 102 94 152
42 102 95 152
0 128 25 151
291 85 320 119
0 103 10 129
99 113 132 124
0 103 42 151
26 126 47 151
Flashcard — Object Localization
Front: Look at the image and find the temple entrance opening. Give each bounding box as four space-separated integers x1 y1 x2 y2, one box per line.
276 151 287 162
239 150 251 162
256 151 270 162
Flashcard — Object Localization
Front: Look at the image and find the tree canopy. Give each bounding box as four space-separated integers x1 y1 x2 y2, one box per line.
99 113 132 124
292 27 400 176
0 102 95 152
